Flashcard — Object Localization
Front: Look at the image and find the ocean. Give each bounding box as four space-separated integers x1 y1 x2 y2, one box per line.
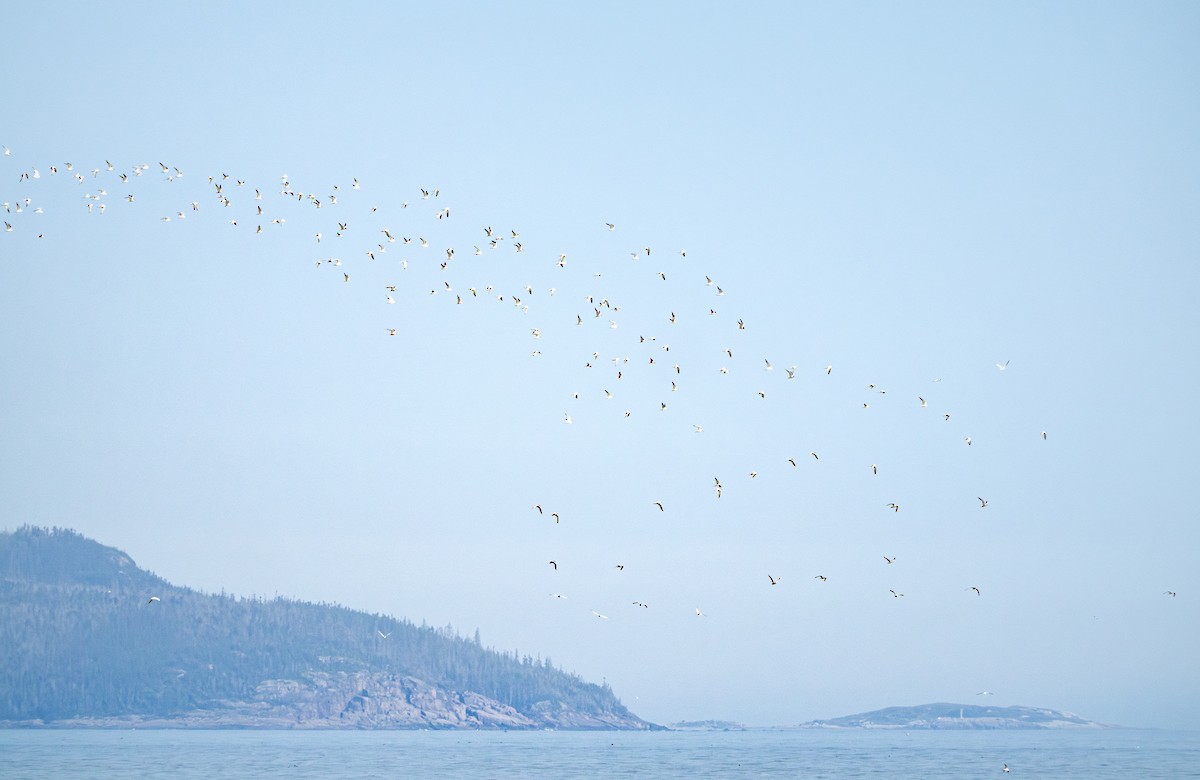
1 728 1195 779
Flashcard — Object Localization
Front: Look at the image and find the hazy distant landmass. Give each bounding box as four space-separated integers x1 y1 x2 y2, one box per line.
668 720 748 731
797 703 1110 730
0 527 656 730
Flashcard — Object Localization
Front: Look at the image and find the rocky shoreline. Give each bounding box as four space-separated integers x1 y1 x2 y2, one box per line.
1 671 657 730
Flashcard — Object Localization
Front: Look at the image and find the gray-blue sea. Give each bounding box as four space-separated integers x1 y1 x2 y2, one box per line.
1 728 1195 779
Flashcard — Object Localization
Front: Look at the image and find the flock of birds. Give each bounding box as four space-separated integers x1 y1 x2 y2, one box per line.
1 145 1176 651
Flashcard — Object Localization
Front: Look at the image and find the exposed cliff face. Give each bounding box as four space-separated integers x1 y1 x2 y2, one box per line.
10 671 651 729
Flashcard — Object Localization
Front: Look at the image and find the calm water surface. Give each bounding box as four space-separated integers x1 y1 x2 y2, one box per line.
1 728 1195 779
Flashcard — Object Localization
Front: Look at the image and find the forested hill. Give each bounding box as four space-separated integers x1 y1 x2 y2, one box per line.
0 526 654 729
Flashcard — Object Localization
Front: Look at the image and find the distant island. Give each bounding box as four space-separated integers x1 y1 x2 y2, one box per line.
0 526 657 730
797 703 1110 730
669 720 748 731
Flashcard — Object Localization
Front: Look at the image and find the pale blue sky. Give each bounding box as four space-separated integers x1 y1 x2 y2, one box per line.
2 2 1198 729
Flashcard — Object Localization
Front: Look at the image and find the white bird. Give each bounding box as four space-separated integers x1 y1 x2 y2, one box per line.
695 608 706 617
378 630 391 639
147 596 161 604
997 360 1010 370
591 611 609 620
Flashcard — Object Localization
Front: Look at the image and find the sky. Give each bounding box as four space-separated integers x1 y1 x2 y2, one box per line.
1 2 1198 729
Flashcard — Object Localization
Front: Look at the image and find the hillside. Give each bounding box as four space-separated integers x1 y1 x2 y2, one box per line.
798 703 1109 730
0 526 654 729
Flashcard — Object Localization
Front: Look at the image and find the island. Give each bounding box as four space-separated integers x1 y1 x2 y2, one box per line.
797 703 1110 730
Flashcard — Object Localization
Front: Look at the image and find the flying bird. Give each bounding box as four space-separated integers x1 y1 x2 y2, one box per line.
548 561 557 570
978 497 988 508
768 575 780 586
147 597 160 604
378 630 391 639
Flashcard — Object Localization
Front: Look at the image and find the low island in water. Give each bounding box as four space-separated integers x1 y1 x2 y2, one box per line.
796 703 1111 730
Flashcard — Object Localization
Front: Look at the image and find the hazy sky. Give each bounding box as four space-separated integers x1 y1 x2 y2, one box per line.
2 2 1197 729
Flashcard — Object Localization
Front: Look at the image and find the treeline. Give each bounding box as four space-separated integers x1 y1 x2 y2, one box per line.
0 527 630 722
